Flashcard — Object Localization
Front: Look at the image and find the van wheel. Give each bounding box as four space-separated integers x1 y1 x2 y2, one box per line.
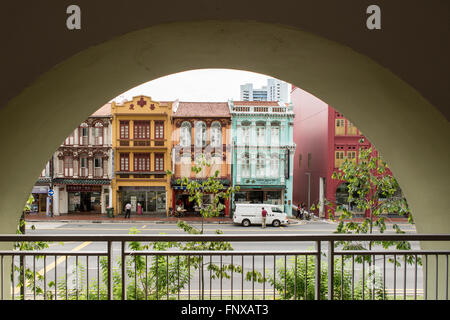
242 219 251 227
272 220 281 227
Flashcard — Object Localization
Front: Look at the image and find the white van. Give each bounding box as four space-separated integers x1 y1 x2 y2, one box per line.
233 204 289 227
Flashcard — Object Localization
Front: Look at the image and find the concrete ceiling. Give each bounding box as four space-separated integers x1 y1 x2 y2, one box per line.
0 0 448 120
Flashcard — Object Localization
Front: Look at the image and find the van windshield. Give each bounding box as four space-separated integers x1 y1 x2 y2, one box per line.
271 207 283 213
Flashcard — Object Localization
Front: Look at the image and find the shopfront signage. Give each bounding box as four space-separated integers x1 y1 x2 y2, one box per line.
67 185 102 192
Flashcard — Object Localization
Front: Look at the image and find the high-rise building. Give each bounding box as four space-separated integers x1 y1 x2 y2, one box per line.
240 79 288 103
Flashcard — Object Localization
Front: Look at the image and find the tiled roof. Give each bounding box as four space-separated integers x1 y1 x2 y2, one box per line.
173 102 230 118
91 103 112 117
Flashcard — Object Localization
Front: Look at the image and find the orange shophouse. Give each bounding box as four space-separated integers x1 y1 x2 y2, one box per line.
111 96 173 216
170 101 232 216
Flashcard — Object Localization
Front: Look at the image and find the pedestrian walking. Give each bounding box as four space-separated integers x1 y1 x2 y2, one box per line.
261 207 267 229
125 202 131 218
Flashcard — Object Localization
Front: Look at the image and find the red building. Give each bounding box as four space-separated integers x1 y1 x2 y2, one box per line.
291 86 392 219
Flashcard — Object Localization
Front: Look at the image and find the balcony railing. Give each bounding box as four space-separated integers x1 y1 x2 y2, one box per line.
1 234 449 300
117 139 166 147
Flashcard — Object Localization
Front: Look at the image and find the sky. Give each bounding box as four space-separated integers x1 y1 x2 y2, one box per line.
112 68 292 103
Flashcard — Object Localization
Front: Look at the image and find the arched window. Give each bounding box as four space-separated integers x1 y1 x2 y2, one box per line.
79 123 89 145
241 121 250 145
180 121 192 147
256 121 266 146
195 121 207 147
210 121 222 147
93 122 104 145
270 153 279 177
271 122 280 146
241 153 250 178
256 153 265 178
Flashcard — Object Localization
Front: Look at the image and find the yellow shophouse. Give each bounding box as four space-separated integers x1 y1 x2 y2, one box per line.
111 96 172 217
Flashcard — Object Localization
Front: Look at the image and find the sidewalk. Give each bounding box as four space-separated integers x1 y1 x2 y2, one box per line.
25 212 301 225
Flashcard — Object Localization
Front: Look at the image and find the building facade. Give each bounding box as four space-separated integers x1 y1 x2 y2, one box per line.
230 100 296 216
291 86 393 218
111 96 173 216
32 103 113 215
170 101 232 216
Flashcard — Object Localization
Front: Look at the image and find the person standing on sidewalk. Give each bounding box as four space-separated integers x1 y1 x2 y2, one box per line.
125 202 132 219
261 207 267 229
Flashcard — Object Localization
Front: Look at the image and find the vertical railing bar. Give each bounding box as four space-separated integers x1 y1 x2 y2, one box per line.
341 255 344 300
273 255 276 300
86 256 89 301
252 255 255 300
404 255 407 300
1 255 3 300
11 255 14 301
328 241 334 300
351 255 354 300
284 255 287 300
167 255 169 301
372 255 375 300
315 241 321 300
383 254 386 301
263 255 266 300
305 254 308 300
435 254 439 300
294 255 297 301
177 256 180 301
97 255 100 300
446 255 449 301
44 255 47 300
393 254 397 301
156 255 159 300
187 255 190 300
220 255 223 300
21 253 25 300
231 255 234 301
134 255 137 300
65 255 68 300
197 255 201 300
242 255 244 300
145 255 147 301
425 255 428 300
33 255 36 300
210 255 212 300
121 241 125 300
55 255 57 301
414 254 418 301
362 255 365 301
107 241 112 300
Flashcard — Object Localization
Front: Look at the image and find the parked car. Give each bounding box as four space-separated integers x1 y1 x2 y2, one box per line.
233 204 289 227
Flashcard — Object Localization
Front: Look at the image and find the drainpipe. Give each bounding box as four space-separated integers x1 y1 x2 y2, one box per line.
305 172 311 211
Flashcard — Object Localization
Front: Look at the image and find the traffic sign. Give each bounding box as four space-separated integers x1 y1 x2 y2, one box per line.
48 189 54 196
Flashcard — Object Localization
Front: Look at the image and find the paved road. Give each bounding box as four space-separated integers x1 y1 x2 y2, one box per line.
17 219 422 300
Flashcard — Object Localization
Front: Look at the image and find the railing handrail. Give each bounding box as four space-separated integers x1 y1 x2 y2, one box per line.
1 233 449 242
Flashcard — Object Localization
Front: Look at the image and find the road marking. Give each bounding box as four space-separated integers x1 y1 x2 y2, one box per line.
14 241 92 295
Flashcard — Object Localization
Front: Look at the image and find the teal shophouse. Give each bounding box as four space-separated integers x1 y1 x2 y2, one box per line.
229 100 296 216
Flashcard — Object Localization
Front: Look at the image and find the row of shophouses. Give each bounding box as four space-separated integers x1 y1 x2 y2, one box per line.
32 96 296 217
32 89 388 218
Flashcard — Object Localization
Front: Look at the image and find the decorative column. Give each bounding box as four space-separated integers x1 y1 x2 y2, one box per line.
103 157 108 179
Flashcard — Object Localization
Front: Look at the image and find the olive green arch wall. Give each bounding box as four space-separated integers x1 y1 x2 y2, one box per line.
0 20 448 296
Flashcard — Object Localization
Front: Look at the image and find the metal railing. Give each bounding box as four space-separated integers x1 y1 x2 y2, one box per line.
0 234 449 300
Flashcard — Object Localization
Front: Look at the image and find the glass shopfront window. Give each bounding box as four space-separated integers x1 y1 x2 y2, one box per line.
68 191 101 212
119 187 166 214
